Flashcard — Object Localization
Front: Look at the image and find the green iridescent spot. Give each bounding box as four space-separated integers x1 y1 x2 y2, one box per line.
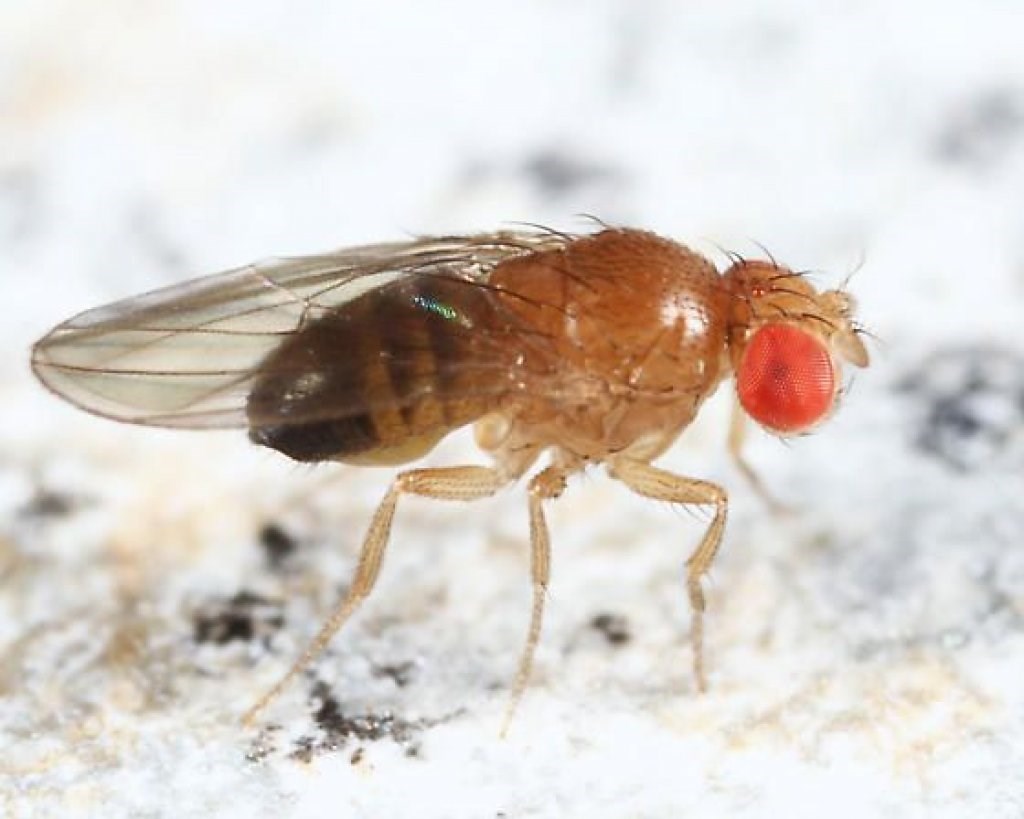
412 294 471 326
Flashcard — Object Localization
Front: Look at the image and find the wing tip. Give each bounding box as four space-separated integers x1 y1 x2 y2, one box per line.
31 339 130 426
30 331 65 402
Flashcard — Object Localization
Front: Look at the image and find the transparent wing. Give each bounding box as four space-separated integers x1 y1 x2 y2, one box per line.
31 231 573 428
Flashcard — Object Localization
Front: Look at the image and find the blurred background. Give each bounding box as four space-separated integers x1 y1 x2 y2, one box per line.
3 2 1024 817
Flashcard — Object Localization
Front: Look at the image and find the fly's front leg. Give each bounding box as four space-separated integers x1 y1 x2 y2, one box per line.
729 398 791 514
607 458 728 692
500 464 569 736
242 465 508 726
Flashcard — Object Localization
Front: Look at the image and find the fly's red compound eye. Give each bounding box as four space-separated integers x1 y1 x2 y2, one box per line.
737 323 836 434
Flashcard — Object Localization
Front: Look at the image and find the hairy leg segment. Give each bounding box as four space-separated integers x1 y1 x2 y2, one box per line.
242 465 508 726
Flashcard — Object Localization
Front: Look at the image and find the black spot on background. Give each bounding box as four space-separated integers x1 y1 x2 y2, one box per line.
193 591 284 645
520 149 620 197
935 88 1024 167
371 660 417 688
897 346 1024 471
289 680 425 762
459 147 623 200
17 488 79 521
590 612 632 646
259 523 298 569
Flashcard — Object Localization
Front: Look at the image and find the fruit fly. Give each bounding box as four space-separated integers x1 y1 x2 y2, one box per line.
31 226 869 729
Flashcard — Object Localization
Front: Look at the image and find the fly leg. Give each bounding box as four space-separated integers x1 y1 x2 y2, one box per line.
500 464 569 736
729 397 792 514
607 458 728 692
242 465 508 726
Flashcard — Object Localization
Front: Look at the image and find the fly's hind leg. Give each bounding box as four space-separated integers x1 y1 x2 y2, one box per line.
607 458 728 692
500 464 569 737
242 465 508 726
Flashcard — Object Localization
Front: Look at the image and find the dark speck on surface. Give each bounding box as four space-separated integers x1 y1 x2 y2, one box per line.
17 488 79 521
458 148 621 200
935 88 1024 167
897 346 1024 471
193 591 284 645
371 660 417 688
520 149 620 196
259 523 299 569
590 612 631 646
244 726 282 764
290 680 425 762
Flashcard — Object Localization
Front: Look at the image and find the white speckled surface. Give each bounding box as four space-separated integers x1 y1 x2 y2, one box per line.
4 2 1024 817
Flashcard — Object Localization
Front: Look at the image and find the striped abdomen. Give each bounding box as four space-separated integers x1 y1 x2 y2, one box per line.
246 276 513 464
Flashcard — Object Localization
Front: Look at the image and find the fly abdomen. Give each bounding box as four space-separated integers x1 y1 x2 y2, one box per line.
246 276 506 464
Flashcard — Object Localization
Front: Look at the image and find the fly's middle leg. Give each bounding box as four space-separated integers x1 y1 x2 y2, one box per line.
607 458 728 693
500 464 570 736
